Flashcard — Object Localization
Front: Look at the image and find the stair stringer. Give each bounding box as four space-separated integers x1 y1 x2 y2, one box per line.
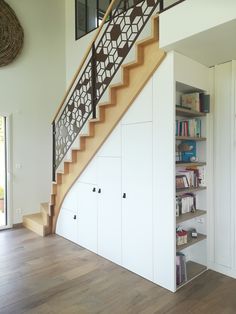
51 16 166 233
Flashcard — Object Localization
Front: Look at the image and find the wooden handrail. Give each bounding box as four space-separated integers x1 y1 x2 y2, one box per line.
52 0 117 123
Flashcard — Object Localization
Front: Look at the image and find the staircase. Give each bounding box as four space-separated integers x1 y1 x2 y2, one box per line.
22 0 173 236
23 203 50 236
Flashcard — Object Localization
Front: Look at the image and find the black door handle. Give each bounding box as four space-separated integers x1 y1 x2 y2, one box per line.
73 215 77 220
98 188 101 194
92 187 96 192
123 193 126 199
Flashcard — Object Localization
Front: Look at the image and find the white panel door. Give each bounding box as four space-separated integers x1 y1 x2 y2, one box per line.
97 124 122 157
97 157 122 265
77 182 98 253
60 181 78 211
121 79 153 125
56 208 78 243
214 63 233 268
122 122 153 281
79 156 97 184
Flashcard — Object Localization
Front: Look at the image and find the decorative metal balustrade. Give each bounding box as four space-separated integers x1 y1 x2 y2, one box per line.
52 0 185 180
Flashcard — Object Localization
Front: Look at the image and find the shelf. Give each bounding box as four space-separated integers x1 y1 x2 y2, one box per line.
176 107 206 117
176 209 206 224
177 261 207 289
176 162 206 167
176 233 206 251
176 186 206 196
176 136 206 141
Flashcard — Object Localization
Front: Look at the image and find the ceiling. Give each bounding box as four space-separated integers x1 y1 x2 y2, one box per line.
163 19 236 67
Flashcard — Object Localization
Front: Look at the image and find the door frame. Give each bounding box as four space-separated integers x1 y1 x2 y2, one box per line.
0 114 12 230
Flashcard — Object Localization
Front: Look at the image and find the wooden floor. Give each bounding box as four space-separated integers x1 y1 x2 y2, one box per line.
0 228 236 314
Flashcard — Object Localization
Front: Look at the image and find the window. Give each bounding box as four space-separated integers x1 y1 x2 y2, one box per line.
75 0 112 40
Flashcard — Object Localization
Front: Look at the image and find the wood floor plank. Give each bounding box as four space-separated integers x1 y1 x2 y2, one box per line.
0 228 236 314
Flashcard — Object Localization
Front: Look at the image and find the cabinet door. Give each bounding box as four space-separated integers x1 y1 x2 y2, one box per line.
79 156 97 184
97 124 121 157
214 63 234 268
97 157 122 264
77 182 98 253
56 208 78 243
121 79 153 125
122 122 153 281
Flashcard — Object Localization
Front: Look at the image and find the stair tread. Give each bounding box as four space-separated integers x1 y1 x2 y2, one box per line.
41 202 49 212
23 213 44 225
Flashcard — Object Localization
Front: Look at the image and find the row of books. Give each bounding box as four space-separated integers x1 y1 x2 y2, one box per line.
176 166 206 190
176 252 187 285
176 193 196 217
181 92 210 113
176 118 201 137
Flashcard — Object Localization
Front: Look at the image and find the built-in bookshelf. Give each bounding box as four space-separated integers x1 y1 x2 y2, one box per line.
175 84 209 289
176 233 207 251
176 136 206 141
176 186 206 196
176 162 206 167
176 107 206 118
176 209 206 224
176 261 207 290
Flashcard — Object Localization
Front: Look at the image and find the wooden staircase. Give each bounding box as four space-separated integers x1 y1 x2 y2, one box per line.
22 15 166 236
51 15 165 233
23 203 51 236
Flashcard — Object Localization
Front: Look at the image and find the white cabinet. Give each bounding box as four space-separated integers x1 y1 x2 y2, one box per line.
97 157 122 264
77 182 98 253
56 208 78 243
211 61 236 275
79 156 97 184
97 124 121 157
56 80 155 283
121 79 153 124
121 122 153 281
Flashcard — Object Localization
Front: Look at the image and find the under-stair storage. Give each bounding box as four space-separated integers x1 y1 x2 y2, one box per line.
56 208 78 243
56 72 155 282
77 182 98 253
56 52 212 292
97 157 122 264
122 122 153 281
208 61 236 279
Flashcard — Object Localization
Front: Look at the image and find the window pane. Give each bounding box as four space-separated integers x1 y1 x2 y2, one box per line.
87 0 97 32
76 0 87 39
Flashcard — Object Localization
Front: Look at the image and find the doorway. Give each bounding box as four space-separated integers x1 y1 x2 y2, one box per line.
0 116 7 228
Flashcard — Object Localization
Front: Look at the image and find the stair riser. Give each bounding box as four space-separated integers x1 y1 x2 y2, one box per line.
23 218 45 237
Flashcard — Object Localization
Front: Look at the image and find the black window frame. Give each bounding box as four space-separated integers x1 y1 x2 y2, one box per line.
75 0 112 41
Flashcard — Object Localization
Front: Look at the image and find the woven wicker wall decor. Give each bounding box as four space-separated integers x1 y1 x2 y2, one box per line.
0 0 24 67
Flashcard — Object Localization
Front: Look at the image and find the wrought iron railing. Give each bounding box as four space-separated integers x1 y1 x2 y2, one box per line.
52 0 185 180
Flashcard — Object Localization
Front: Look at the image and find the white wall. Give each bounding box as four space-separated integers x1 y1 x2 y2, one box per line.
0 0 66 224
160 0 236 48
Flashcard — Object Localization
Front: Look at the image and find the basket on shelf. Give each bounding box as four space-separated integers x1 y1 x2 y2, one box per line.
176 228 188 246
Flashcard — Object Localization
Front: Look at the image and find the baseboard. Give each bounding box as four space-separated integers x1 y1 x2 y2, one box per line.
208 261 236 279
13 223 24 229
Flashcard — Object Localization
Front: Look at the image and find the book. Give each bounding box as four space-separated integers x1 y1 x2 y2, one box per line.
176 193 196 216
176 252 187 285
180 140 196 162
176 175 189 189
181 93 200 112
198 166 206 187
200 94 210 113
